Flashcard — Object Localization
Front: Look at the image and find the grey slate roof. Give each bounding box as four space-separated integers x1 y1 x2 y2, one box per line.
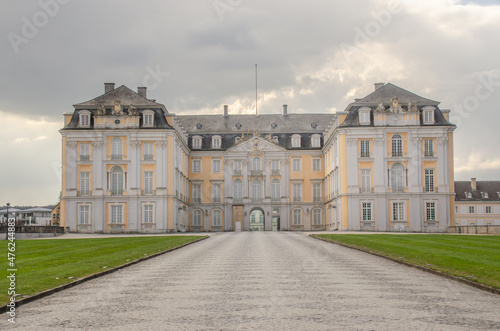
73 85 166 109
176 114 335 134
455 181 500 201
354 82 439 107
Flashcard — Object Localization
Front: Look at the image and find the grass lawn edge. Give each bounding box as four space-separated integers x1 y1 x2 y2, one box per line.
0 236 209 313
310 234 500 296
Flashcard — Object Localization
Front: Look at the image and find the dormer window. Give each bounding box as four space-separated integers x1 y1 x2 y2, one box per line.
143 110 154 127
481 192 489 199
79 110 91 127
192 136 202 149
291 134 301 148
311 134 321 148
465 192 472 199
212 135 222 149
359 107 371 125
422 106 435 124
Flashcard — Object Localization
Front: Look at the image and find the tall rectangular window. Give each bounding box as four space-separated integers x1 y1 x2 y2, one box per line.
212 210 222 226
144 171 154 195
80 172 90 196
292 159 301 172
192 160 201 173
144 114 154 126
80 143 90 160
143 204 154 223
271 180 280 201
424 139 434 157
360 140 370 158
192 184 201 203
193 137 201 149
110 205 123 224
312 159 321 171
193 210 202 226
313 209 321 225
144 142 154 160
426 202 436 221
469 206 475 214
425 169 434 192
212 183 221 203
293 183 302 202
79 205 90 224
234 180 243 202
393 202 405 221
293 209 302 225
233 160 242 174
486 206 492 214
271 160 280 174
212 159 221 173
361 169 371 193
362 202 372 221
313 183 321 202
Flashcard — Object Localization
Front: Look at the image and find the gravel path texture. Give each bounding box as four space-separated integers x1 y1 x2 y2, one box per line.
9 232 500 330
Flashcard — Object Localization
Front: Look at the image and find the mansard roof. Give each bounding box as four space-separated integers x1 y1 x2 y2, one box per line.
455 180 500 202
353 82 439 107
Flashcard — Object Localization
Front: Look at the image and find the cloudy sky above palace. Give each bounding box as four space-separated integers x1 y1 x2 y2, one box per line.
0 0 499 205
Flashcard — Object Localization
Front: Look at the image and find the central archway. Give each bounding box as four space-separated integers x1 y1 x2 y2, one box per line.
249 208 264 231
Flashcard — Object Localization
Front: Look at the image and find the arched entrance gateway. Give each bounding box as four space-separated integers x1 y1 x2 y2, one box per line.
249 209 264 231
246 207 280 231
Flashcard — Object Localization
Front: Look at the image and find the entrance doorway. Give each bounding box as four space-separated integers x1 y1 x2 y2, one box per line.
249 209 264 231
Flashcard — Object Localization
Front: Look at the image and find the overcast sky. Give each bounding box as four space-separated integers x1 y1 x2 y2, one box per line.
1 0 499 206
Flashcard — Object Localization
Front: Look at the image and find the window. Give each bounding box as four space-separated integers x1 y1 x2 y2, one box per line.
293 209 302 225
362 202 372 221
144 171 154 195
391 134 402 157
80 143 90 160
233 160 242 175
79 110 90 127
486 206 492 214
359 108 370 125
110 166 124 195
465 192 472 199
192 160 201 173
291 135 301 148
252 157 261 173
192 136 202 149
212 210 222 226
80 172 90 196
311 135 321 148
212 183 221 203
212 159 221 173
313 183 322 202
426 202 436 221
193 210 202 226
234 179 243 202
455 205 459 214
469 206 475 214
271 160 280 175
252 179 262 202
110 205 123 224
393 202 405 221
361 169 371 193
143 110 154 127
360 140 370 158
293 183 302 202
313 209 322 225
424 169 435 192
111 137 122 160
424 139 434 157
292 158 301 172
212 136 221 149
271 179 280 201
423 107 435 124
391 163 404 192
143 204 154 223
312 159 321 172
192 184 201 203
481 192 490 199
79 205 90 224
144 142 154 160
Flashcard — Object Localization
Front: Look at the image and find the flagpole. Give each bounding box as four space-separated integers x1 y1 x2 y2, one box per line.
255 64 258 116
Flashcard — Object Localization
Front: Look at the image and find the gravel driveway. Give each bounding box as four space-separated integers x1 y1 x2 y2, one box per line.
10 232 500 330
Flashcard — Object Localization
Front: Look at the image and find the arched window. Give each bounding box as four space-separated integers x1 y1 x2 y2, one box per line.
212 209 222 226
391 134 402 157
391 163 405 192
233 179 242 202
271 179 280 202
111 137 122 160
252 179 262 202
193 210 202 227
110 166 124 195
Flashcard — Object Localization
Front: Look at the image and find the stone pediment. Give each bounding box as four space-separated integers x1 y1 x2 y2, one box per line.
228 136 286 153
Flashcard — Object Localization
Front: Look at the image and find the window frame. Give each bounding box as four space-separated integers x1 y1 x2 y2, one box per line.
271 179 281 202
293 182 302 202
80 172 90 196
362 202 372 221
312 158 321 172
392 202 406 222
192 210 202 226
291 134 301 148
212 159 221 173
311 134 321 148
391 134 403 157
424 169 435 192
79 204 90 224
426 202 436 221
144 142 154 160
79 110 91 128
361 169 371 193
80 143 90 160
211 135 222 149
424 139 434 157
312 209 322 225
111 137 123 160
292 158 301 172
212 209 222 226
192 136 202 149
142 110 155 127
110 204 124 224
233 179 243 202
192 183 201 203
360 140 370 158
486 206 492 214
144 171 154 195
143 204 154 223
212 183 221 203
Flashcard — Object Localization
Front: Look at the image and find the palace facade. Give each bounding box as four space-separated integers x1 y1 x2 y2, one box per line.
59 82 456 232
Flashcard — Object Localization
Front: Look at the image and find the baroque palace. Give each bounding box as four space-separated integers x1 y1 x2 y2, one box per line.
60 82 456 233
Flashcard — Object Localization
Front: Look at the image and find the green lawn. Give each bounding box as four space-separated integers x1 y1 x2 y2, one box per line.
313 234 500 289
0 236 205 306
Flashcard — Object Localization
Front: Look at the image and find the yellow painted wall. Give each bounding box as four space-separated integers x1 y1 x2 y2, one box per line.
64 114 72 126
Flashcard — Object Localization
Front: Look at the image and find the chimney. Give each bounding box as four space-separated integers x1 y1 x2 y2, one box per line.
374 82 385 91
137 87 147 98
104 83 115 93
283 104 288 116
471 178 477 191
223 105 228 117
